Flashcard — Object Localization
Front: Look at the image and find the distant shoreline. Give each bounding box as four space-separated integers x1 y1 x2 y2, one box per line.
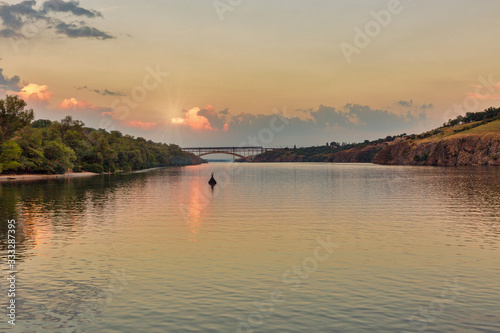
0 172 99 183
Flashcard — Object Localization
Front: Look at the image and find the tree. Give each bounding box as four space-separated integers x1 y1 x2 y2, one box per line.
16 127 48 173
60 116 84 136
0 140 23 172
32 119 52 128
0 95 34 142
43 141 76 174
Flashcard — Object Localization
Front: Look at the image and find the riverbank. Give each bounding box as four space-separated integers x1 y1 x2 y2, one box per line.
0 172 99 183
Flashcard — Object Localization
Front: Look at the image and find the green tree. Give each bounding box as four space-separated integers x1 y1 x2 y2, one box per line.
0 95 34 142
32 119 52 128
0 140 23 172
17 127 49 173
43 141 76 174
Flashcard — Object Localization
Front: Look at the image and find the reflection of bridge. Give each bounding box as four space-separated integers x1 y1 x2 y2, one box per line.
182 146 276 160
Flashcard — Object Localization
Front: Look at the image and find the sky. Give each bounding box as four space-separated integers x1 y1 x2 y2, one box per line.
1 0 500 148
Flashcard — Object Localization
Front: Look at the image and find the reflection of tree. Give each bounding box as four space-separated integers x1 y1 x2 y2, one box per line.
0 171 158 262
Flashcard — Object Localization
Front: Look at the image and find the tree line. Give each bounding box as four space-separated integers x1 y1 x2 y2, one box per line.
444 107 500 127
0 95 201 175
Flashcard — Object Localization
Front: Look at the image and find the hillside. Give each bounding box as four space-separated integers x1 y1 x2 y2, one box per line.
374 119 500 166
253 107 500 166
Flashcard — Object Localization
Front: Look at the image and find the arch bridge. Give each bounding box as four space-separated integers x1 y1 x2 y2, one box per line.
182 146 274 160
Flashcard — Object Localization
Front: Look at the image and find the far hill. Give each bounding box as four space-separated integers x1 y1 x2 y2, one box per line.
253 107 500 166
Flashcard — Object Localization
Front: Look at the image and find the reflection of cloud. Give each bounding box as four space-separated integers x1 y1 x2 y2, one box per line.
19 83 52 102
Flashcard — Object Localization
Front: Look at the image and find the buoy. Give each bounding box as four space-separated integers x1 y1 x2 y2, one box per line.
208 172 217 186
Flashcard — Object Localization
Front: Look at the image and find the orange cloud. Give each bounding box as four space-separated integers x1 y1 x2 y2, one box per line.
19 83 52 102
58 97 95 110
171 107 214 130
465 93 500 100
126 121 159 130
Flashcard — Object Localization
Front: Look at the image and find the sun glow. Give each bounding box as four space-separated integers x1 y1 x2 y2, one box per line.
19 83 52 102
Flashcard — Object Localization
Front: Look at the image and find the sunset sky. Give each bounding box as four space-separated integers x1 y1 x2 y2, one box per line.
1 0 500 147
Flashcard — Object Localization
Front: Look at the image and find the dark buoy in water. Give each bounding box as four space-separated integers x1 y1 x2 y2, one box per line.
208 172 217 186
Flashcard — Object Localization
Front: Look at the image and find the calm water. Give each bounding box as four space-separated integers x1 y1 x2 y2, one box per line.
1 163 499 332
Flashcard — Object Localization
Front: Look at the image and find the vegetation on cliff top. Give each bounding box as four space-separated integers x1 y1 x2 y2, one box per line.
0 95 203 175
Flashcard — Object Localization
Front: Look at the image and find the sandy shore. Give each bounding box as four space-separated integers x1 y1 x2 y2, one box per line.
0 172 99 183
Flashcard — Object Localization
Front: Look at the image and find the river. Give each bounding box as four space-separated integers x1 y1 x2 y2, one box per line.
1 163 499 332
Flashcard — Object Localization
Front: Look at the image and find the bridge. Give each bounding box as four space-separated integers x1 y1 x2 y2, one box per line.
181 146 277 160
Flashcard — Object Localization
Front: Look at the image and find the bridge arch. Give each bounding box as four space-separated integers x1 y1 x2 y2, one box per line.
197 151 248 160
181 146 270 161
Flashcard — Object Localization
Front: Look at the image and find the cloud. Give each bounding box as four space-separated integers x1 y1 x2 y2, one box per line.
0 68 21 91
42 0 102 18
58 97 96 110
197 105 228 130
464 80 500 100
397 99 413 107
92 89 126 96
465 93 500 100
76 86 125 96
0 0 114 40
0 0 39 30
0 28 23 38
172 106 215 131
69 103 432 148
125 121 160 130
18 83 52 102
420 103 433 110
55 22 113 39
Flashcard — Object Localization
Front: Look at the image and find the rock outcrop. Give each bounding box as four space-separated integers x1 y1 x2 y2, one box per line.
373 134 500 166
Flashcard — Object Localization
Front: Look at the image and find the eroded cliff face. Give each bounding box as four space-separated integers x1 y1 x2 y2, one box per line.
373 134 500 166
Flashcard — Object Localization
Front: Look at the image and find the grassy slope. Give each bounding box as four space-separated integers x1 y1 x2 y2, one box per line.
416 119 500 143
